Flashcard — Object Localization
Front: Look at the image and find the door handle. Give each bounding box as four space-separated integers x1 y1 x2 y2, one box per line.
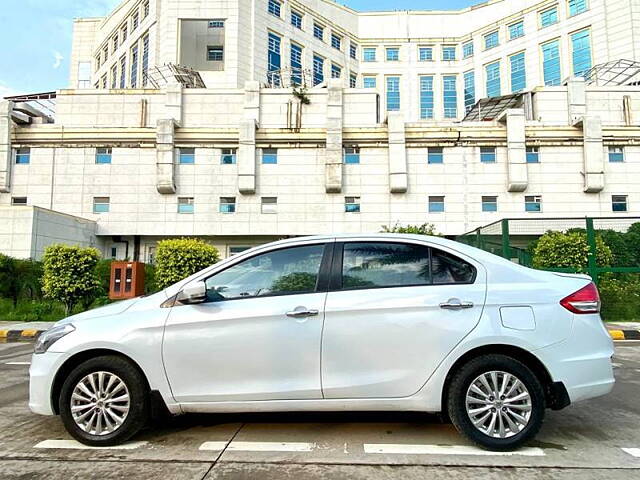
439 298 474 310
286 307 319 318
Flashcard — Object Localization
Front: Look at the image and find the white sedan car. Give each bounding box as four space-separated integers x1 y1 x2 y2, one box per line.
29 234 615 451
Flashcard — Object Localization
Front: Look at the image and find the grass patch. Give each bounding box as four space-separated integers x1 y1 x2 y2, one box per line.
0 297 112 323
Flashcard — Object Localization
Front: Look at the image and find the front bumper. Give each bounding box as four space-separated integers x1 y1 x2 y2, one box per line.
29 351 65 416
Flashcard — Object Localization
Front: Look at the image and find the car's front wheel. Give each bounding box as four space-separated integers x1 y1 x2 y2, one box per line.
59 355 149 446
447 354 545 451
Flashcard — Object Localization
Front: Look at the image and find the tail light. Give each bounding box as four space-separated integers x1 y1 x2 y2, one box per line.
560 282 601 314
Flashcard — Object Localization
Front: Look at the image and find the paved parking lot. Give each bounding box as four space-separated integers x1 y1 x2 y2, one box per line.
1 342 639 479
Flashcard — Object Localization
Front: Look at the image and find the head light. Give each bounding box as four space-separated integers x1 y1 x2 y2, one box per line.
34 324 75 354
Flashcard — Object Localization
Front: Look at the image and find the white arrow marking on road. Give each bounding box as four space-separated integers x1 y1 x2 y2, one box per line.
364 444 545 456
5 362 30 365
34 440 148 450
622 448 640 458
200 441 315 452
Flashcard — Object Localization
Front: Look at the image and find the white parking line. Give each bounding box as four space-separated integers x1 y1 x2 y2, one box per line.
34 439 148 450
363 444 546 456
5 362 30 366
200 441 315 452
622 448 640 458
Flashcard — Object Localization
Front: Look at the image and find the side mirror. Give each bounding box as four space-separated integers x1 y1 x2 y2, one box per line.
177 280 207 304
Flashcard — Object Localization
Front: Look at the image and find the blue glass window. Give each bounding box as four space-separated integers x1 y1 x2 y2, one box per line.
363 76 376 88
571 29 592 77
443 76 457 119
313 55 324 86
608 146 624 162
207 46 224 61
344 147 360 164
428 148 443 164
221 148 237 165
486 61 501 97
331 33 341 50
268 0 281 17
464 71 475 113
419 47 433 61
612 195 628 212
262 148 278 164
350 43 357 59
568 0 588 16
542 40 561 86
179 148 195 164
94 197 110 214
208 20 224 28
386 47 399 61
540 7 558 27
482 196 498 212
313 23 324 41
480 146 497 163
290 43 303 85
130 45 138 88
178 198 194 214
291 10 303 29
96 147 112 164
510 52 526 93
462 42 473 58
428 196 445 213
526 146 539 163
267 32 281 86
119 56 126 88
509 21 524 40
219 197 235 214
345 196 360 213
484 31 499 50
420 76 434 119
525 195 542 212
349 73 357 88
363 47 376 62
386 76 400 111
331 63 341 79
15 148 30 164
442 46 456 61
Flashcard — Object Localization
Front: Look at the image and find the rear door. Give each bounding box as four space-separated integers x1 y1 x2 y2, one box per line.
321 240 487 399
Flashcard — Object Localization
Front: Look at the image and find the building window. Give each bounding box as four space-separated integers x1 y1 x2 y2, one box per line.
386 76 400 111
608 146 624 162
612 195 628 212
313 55 324 86
101 74 107 89
363 76 376 88
331 33 342 50
130 44 139 88
485 61 501 97
96 147 112 164
363 47 376 62
344 146 360 164
420 76 434 120
208 20 225 28
510 52 526 93
219 197 236 213
428 147 443 164
111 246 118 259
291 10 303 29
268 0 281 17
480 146 497 163
290 43 303 86
443 76 457 119
345 196 360 213
526 146 539 163
121 25 128 43
419 47 433 61
509 21 524 40
178 148 195 164
229 246 251 256
261 197 278 214
350 42 357 60
111 64 118 89
386 47 399 61
15 147 30 164
442 46 456 61
119 56 127 88
540 7 558 28
525 195 542 212
267 33 281 85
11 197 27 206
462 42 473 58
112 35 119 53
482 196 498 212
262 148 278 164
571 29 592 77
175 197 193 214
568 0 588 16
484 31 499 50
142 34 150 86
132 12 139 31
313 23 324 41
93 197 110 214
542 40 561 86
464 71 475 113
428 196 445 213
331 63 342 79
103 45 109 63
221 148 237 164
207 46 224 62
349 72 357 88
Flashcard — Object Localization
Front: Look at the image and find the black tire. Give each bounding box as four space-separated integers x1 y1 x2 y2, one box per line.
447 354 545 451
59 355 149 446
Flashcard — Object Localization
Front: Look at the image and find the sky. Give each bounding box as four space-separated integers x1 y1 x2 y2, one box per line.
0 0 481 97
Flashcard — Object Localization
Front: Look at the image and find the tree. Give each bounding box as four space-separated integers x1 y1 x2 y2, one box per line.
155 238 220 290
42 245 102 315
0 254 43 307
381 223 439 235
532 230 613 272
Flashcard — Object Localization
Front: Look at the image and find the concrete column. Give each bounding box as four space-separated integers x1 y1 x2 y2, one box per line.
238 119 257 194
387 112 408 193
325 79 343 193
164 83 183 125
505 109 528 192
156 119 177 194
582 116 605 193
244 81 260 124
0 101 12 193
567 77 586 126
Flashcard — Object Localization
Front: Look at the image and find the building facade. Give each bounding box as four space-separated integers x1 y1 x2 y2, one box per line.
1 0 640 261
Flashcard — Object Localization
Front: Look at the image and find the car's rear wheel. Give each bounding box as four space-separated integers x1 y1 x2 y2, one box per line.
447 354 545 451
59 355 149 446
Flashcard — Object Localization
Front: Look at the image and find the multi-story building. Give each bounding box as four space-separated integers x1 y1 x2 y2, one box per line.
1 0 639 261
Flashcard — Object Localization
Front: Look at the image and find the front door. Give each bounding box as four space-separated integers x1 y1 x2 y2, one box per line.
163 242 331 403
322 241 486 399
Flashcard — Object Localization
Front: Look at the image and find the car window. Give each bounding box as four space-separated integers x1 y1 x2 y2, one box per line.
204 244 325 301
431 248 476 284
342 242 431 288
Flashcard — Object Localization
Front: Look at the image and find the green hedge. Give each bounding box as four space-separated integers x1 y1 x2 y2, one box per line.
155 238 220 290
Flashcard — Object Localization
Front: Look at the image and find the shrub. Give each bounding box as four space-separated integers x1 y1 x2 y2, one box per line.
42 244 102 315
532 230 613 272
0 254 43 306
599 274 640 321
155 238 220 290
95 259 114 296
381 223 439 235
